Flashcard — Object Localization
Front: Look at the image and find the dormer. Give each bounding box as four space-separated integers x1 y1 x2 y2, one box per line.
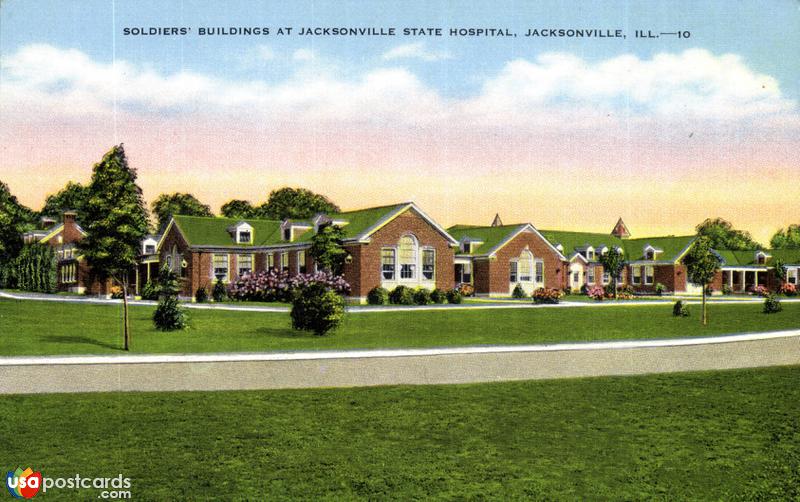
459 237 484 254
755 250 771 265
228 222 254 244
598 245 609 255
555 243 564 253
281 220 312 242
643 244 663 260
577 245 596 260
311 213 349 233
141 236 158 255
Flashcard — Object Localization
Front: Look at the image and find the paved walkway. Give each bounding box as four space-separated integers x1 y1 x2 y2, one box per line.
2 290 796 315
2 330 798 394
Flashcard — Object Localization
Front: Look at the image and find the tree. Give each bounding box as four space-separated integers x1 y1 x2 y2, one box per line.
10 243 57 293
770 224 800 249
598 247 625 299
152 264 187 331
256 187 339 220
695 218 761 250
309 224 347 275
290 282 345 336
80 145 149 350
0 181 35 286
39 181 90 221
151 193 213 231
683 236 721 325
220 199 256 219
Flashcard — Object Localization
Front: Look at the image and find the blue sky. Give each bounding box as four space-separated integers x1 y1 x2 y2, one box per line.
2 0 799 99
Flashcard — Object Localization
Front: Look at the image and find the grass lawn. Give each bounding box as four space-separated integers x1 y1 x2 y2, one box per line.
1 366 798 500
1 298 798 356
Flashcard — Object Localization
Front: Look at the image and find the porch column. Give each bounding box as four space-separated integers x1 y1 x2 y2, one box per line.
754 271 759 288
740 270 746 292
728 271 733 289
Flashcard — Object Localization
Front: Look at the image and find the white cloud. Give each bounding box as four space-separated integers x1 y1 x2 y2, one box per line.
382 42 452 62
0 44 795 130
292 48 316 61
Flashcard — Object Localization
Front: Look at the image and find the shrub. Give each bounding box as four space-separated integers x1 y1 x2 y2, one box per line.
673 300 689 317
778 283 797 297
367 286 389 305
622 285 635 295
604 284 616 297
413 288 432 305
8 243 57 293
587 285 605 301
580 284 589 295
195 286 209 303
456 283 475 297
722 284 732 295
430 288 447 304
212 279 228 302
446 288 463 304
227 269 350 303
511 283 527 299
705 285 714 296
110 286 124 299
763 295 782 314
141 281 160 301
288 271 351 296
562 287 572 296
532 287 561 304
153 295 187 331
389 285 415 305
654 283 666 296
290 282 345 336
750 285 770 298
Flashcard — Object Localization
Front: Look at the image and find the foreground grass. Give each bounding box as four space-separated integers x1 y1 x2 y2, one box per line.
1 366 798 500
1 298 799 356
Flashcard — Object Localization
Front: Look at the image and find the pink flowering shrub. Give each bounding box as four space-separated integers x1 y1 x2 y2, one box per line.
227 269 350 302
532 287 562 304
779 282 797 296
586 285 605 301
750 285 770 297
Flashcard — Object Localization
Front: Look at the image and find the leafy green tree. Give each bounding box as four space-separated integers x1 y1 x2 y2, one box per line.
220 199 256 219
695 218 761 250
773 258 787 283
684 236 721 325
598 247 625 299
80 145 150 350
11 243 57 293
151 193 213 231
152 264 187 331
39 181 90 221
0 181 35 286
770 224 800 249
309 224 347 274
256 187 339 220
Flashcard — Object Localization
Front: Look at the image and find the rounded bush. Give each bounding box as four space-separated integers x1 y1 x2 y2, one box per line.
672 300 689 317
446 289 463 304
212 280 228 302
195 286 209 303
389 285 415 305
141 281 160 301
153 296 188 331
413 288 432 305
367 286 389 305
763 295 782 314
430 288 447 304
654 283 666 296
511 283 527 299
290 283 345 336
532 287 561 304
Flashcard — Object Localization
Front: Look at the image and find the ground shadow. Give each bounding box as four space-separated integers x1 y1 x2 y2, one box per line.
39 335 123 352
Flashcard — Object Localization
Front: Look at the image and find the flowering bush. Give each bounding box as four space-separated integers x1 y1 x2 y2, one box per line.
532 287 562 304
587 285 605 301
457 283 475 297
779 282 797 296
110 285 124 299
227 269 350 303
763 294 782 314
750 285 770 298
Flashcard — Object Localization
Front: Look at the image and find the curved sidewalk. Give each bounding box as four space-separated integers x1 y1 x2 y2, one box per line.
1 330 798 395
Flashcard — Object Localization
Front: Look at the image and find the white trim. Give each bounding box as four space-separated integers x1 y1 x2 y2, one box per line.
356 203 459 245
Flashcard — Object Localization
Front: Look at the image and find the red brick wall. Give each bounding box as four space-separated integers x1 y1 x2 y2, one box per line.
478 230 565 295
341 208 455 297
473 259 491 294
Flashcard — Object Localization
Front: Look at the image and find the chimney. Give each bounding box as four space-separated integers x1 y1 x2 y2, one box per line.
62 211 82 244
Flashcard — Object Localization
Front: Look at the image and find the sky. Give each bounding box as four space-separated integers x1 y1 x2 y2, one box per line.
1 0 798 243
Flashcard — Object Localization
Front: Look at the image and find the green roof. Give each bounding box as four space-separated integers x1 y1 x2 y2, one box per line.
447 224 529 256
294 202 411 243
715 248 800 266
538 230 695 262
539 230 625 257
171 215 283 247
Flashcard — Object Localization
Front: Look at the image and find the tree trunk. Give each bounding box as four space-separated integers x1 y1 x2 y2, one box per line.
701 286 707 326
122 279 130 351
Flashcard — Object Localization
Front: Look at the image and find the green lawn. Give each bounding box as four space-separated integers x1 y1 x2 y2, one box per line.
1 298 798 356
1 366 798 500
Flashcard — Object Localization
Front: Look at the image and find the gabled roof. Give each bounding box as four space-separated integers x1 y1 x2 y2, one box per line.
447 223 566 259
624 236 695 262
539 230 626 259
168 215 283 248
715 248 800 267
539 230 695 263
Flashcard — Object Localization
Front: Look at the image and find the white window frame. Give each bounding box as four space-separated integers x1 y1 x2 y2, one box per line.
509 261 518 283
297 250 306 274
587 267 595 284
787 267 797 285
398 234 418 281
381 247 396 280
457 262 473 284
212 254 229 282
518 250 534 282
644 265 654 285
238 230 252 244
422 248 435 281
535 259 544 284
267 253 275 271
280 252 289 272
602 271 610 285
632 266 641 285
237 254 253 277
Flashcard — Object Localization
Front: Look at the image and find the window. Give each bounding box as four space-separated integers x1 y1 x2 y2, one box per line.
280 252 289 272
535 260 544 283
587 267 595 284
587 250 595 260
381 248 396 280
455 262 472 283
283 228 291 241
462 242 471 253
422 249 435 280
399 235 417 279
788 268 798 285
644 266 654 285
602 271 610 285
756 254 766 265
238 230 251 244
298 250 306 274
268 253 275 271
213 254 229 281
60 263 76 284
518 251 533 282
145 244 156 254
509 261 518 283
238 254 253 277
166 255 173 270
632 266 641 285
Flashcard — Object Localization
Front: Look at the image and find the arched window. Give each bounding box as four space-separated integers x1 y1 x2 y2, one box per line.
518 250 533 282
399 235 418 279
